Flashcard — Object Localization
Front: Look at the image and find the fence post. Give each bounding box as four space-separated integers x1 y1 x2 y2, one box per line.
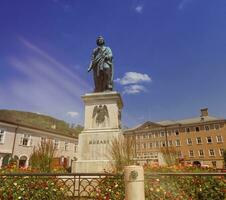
124 165 145 200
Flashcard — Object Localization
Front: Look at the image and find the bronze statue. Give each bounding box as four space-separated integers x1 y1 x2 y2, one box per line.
88 36 113 92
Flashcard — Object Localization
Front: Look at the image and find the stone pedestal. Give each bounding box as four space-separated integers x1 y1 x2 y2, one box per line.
72 91 123 173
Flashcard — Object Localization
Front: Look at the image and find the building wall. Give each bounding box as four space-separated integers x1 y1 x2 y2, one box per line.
124 120 226 168
0 122 78 168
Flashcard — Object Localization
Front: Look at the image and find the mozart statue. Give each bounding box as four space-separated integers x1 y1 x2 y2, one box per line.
88 36 113 92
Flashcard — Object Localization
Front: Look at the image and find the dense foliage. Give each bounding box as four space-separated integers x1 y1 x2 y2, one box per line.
0 164 70 200
30 140 56 172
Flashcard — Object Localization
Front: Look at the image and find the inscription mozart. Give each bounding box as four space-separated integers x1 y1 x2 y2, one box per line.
89 139 109 145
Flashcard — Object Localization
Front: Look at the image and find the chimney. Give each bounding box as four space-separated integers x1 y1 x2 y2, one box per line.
200 108 208 117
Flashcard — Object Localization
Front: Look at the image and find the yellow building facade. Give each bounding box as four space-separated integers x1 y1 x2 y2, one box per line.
123 108 226 168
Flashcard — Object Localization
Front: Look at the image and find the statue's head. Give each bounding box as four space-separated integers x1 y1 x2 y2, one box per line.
96 36 105 46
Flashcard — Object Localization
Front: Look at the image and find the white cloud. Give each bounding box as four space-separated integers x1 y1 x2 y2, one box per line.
115 72 151 85
67 111 79 117
123 85 146 94
135 5 143 13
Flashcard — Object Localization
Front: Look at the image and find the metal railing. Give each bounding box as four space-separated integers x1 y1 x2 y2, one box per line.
0 173 122 200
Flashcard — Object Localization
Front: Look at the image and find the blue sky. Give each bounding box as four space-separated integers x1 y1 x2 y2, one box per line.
0 0 226 127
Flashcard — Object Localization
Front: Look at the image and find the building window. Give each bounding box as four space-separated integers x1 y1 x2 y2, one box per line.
143 134 147 139
148 134 152 139
189 150 194 157
64 142 69 151
209 149 215 157
219 149 224 156
161 141 166 147
20 134 32 146
0 129 5 144
199 150 204 157
167 131 172 137
175 140 181 146
216 135 223 143
143 143 146 149
185 127 190 133
195 127 200 132
160 131 165 137
187 138 192 145
205 125 210 131
206 136 212 144
168 140 173 146
54 140 59 149
214 124 220 130
196 137 202 144
74 145 77 153
155 132 159 138
155 141 159 147
149 142 153 148
175 129 179 136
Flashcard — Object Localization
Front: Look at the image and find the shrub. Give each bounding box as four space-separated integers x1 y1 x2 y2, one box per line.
91 175 125 200
109 136 135 172
29 140 56 172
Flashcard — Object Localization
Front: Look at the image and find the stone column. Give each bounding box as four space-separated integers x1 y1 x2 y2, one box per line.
124 165 145 200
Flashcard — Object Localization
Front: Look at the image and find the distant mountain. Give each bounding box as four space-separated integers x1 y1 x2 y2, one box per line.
0 110 83 137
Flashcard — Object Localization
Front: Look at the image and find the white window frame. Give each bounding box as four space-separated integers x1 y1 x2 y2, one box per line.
155 141 159 147
205 125 210 131
160 131 165 137
216 135 223 143
214 124 220 130
196 137 202 144
199 149 204 157
219 149 224 156
206 136 212 144
20 134 32 146
0 129 6 144
54 140 60 150
64 142 69 151
189 150 194 157
187 138 192 145
149 142 153 148
209 149 215 157
168 140 173 146
185 127 190 133
175 140 181 147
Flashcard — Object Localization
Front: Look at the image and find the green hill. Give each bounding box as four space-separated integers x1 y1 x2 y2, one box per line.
0 110 82 137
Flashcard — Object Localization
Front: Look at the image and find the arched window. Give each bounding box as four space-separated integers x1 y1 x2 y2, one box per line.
19 155 27 168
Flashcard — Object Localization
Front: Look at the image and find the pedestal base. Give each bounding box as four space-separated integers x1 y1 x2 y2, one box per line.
73 160 111 173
